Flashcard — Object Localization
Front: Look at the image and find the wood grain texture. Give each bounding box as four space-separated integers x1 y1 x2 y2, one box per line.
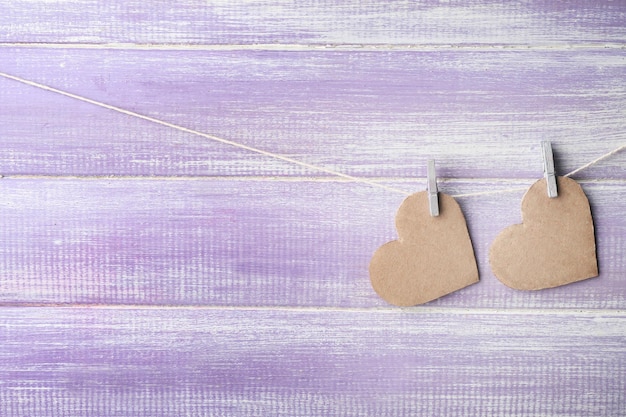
1 48 625 178
1 0 625 45
1 1 625 416
1 178 624 309
1 308 625 417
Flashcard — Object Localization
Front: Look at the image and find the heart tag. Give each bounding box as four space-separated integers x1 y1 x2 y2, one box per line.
369 191 479 306
489 176 598 290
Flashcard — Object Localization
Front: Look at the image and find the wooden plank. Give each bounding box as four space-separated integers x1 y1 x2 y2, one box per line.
1 48 625 179
1 307 624 416
1 178 624 309
1 0 625 45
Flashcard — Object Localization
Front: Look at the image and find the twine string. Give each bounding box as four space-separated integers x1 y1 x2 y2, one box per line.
0 71 623 199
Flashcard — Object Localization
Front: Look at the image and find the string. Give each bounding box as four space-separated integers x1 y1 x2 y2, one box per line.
564 144 626 178
0 71 623 199
452 145 626 198
0 71 412 196
452 187 529 199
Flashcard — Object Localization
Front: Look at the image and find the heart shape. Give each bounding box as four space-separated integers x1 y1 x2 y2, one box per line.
489 176 598 290
369 191 479 306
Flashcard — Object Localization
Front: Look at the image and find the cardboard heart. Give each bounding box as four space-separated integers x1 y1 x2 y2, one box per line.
489 176 598 290
369 191 479 306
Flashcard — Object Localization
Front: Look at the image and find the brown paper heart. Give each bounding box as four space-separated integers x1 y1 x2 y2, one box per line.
369 191 479 306
489 176 598 290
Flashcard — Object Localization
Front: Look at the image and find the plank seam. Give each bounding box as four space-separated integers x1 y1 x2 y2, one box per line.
1 175 625 184
0 303 624 316
1 42 625 52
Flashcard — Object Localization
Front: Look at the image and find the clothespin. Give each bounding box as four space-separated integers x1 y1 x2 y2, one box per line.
427 159 439 216
541 141 558 198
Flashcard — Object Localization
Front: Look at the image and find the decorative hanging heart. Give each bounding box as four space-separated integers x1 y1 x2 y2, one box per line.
489 176 598 290
369 191 479 306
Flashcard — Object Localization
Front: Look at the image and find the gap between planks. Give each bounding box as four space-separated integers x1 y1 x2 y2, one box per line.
0 303 624 317
1 42 624 52
1 175 624 184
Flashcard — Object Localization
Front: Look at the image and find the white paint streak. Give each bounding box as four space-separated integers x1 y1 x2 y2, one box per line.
0 42 624 52
1 303 625 316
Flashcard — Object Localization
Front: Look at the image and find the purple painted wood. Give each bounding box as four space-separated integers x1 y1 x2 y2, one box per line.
1 307 625 416
1 0 625 45
1 1 625 416
0 178 624 309
0 48 624 179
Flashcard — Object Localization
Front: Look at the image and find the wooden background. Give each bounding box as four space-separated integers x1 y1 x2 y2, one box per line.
1 1 625 415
